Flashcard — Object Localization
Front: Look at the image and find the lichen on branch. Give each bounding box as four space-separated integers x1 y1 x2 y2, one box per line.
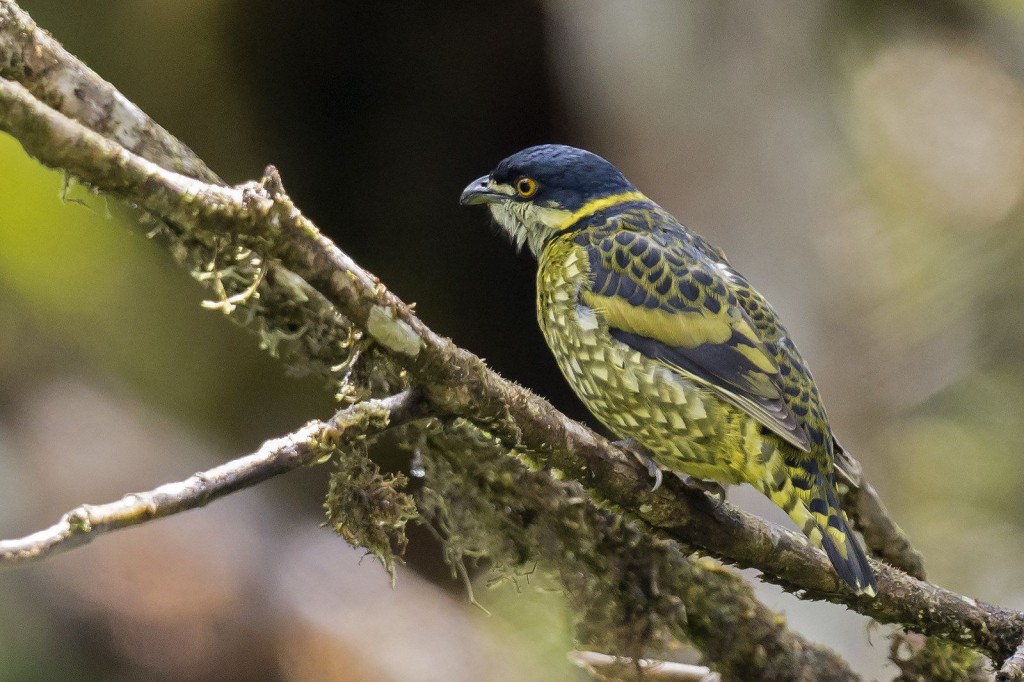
325 452 418 582
407 418 859 681
0 392 420 567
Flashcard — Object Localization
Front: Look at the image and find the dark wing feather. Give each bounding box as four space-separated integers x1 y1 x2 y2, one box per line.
574 208 812 452
717 264 835 454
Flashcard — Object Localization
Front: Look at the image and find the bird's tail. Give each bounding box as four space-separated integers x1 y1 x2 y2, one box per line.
761 461 878 597
812 486 877 597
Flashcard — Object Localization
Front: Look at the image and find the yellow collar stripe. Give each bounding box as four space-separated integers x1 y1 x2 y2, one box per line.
558 191 649 230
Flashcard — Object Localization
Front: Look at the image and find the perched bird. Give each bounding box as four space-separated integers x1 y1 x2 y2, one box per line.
460 144 877 596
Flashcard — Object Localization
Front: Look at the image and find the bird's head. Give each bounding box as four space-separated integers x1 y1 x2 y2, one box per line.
460 144 642 257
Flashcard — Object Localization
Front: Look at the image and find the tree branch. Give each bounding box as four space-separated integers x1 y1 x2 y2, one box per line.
0 391 419 567
999 641 1024 682
0 72 1021 666
0 0 915 584
0 0 400 391
414 419 861 681
569 650 719 681
834 449 926 580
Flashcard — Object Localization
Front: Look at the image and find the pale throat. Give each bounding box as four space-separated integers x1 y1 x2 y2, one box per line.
488 202 572 259
488 190 649 259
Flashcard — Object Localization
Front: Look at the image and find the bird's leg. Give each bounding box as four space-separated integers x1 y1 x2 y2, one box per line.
611 438 727 500
613 438 664 492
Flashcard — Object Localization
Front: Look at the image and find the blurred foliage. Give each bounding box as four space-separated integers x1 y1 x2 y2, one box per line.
2 0 1024 679
0 133 331 438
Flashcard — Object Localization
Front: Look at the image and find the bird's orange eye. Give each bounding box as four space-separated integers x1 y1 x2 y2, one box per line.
515 176 538 198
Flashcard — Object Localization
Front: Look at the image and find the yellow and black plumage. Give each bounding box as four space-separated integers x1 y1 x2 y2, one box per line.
460 144 877 596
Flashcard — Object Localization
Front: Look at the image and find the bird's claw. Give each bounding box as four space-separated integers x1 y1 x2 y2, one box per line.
614 438 663 492
646 459 664 492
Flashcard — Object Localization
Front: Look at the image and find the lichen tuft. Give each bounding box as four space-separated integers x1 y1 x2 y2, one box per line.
324 452 418 585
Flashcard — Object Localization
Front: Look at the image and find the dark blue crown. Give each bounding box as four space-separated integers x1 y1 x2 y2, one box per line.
490 145 635 211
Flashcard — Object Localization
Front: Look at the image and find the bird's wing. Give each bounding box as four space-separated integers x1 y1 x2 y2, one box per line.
716 263 833 454
574 213 811 452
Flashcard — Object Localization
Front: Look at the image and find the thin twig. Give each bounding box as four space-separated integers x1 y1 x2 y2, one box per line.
0 391 418 567
570 650 720 681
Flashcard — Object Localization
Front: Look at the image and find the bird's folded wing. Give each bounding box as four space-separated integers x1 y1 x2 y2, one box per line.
576 226 811 452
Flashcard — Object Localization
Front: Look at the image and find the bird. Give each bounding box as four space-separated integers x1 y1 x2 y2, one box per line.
459 144 877 596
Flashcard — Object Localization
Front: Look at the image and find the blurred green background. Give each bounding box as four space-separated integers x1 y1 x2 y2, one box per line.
2 1 1024 679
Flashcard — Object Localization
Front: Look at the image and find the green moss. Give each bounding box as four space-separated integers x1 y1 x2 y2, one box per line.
324 451 418 585
407 418 686 660
397 418 860 679
890 632 988 682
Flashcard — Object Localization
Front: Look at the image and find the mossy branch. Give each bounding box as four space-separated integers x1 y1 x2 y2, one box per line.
0 392 419 567
410 418 860 680
0 0 403 392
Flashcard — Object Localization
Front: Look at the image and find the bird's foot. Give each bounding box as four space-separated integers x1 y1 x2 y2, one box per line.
613 438 663 492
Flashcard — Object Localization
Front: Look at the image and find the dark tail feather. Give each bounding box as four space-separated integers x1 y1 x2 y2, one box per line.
820 488 877 597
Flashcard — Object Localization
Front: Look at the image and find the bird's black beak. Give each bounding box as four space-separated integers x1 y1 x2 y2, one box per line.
459 175 499 206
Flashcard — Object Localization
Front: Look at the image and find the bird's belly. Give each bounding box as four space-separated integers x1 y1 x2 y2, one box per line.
537 294 748 481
